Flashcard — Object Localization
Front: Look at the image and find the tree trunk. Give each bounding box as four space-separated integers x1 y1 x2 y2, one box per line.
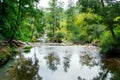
31 27 35 40
109 26 115 39
53 23 55 42
101 0 105 7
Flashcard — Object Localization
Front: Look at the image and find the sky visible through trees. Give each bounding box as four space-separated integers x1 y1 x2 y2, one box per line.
38 0 77 9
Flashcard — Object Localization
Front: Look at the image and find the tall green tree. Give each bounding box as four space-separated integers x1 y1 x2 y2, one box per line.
65 0 76 41
99 1 120 38
47 0 62 42
0 0 18 44
0 0 42 44
77 0 102 13
15 3 46 42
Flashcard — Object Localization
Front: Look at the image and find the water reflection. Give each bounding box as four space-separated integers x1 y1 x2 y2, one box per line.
44 52 60 71
79 52 100 68
63 54 71 72
2 45 119 80
8 53 42 80
77 76 85 80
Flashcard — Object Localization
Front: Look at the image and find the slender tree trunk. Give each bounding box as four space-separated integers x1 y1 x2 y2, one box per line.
101 0 105 7
53 23 55 42
109 25 115 39
31 27 35 40
101 70 109 80
52 13 56 42
110 28 115 38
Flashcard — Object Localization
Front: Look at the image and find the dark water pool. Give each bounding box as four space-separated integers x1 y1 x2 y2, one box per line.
0 45 119 80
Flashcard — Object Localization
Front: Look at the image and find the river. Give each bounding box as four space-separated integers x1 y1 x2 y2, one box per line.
0 44 119 80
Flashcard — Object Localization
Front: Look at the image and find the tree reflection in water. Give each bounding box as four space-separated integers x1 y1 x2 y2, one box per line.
44 52 60 71
78 52 112 80
4 46 118 80
77 76 85 80
8 53 42 80
63 54 71 72
79 52 99 68
102 58 120 80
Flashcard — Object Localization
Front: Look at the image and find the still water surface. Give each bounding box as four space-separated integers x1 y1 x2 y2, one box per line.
0 45 118 80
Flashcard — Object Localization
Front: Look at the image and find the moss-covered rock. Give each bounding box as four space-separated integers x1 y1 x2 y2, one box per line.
0 46 19 67
0 48 11 66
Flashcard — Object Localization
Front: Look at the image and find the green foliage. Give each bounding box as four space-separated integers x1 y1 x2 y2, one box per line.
24 49 31 53
24 46 32 50
8 47 19 55
97 1 120 57
72 32 88 44
100 30 120 57
0 0 18 41
47 30 64 43
0 52 10 62
114 16 120 22
0 0 119 59
75 13 102 25
55 31 64 39
46 0 62 42
24 46 32 53
31 36 37 42
0 46 19 66
0 0 45 44
15 8 45 42
47 31 53 42
69 13 105 44
77 0 102 13
54 31 64 43
99 1 120 38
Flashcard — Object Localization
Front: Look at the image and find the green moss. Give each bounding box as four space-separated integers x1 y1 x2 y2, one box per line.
24 46 32 50
24 46 32 53
24 49 31 53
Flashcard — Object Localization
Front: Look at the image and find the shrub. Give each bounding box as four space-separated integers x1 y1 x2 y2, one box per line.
24 46 32 53
8 47 19 55
54 32 64 43
100 31 120 57
47 31 64 43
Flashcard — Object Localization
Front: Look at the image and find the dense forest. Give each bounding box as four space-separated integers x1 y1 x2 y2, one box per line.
0 0 120 59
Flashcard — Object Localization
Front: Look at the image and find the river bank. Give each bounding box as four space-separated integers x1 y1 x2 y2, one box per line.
0 40 25 67
0 42 95 67
0 41 111 67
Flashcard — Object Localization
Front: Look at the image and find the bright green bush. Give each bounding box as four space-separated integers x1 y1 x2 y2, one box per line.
71 13 105 44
